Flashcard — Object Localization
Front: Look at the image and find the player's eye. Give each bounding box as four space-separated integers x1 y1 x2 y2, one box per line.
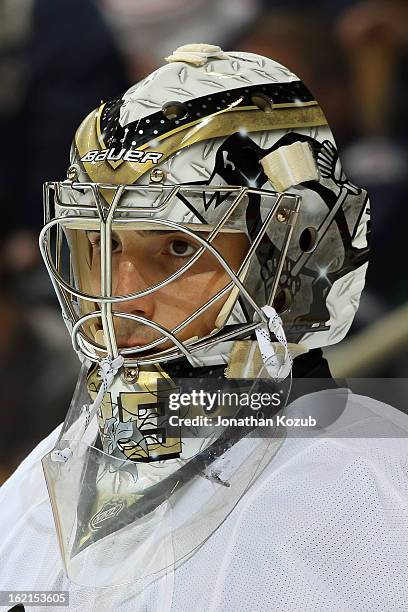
167 239 198 258
87 231 120 252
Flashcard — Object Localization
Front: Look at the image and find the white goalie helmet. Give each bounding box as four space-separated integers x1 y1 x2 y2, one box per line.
40 44 370 588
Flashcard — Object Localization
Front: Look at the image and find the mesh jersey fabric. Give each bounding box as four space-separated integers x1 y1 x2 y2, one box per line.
1 388 408 612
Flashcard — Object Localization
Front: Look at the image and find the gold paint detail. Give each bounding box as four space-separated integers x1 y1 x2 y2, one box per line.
88 364 182 462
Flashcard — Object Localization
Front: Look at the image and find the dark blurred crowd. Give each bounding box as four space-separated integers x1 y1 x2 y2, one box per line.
0 0 407 481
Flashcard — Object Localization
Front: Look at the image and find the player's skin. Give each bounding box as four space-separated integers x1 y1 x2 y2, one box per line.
86 229 249 351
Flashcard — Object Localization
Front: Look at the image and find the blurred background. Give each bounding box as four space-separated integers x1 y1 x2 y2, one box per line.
0 0 407 481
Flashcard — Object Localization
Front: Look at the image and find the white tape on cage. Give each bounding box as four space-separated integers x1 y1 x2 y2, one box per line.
260 141 319 192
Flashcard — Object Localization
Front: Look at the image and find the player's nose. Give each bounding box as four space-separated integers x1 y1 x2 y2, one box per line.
112 256 155 319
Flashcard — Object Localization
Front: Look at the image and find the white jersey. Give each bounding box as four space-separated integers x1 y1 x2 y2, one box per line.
1 388 408 612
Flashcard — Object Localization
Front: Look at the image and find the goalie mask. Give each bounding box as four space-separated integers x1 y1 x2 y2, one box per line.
40 44 370 587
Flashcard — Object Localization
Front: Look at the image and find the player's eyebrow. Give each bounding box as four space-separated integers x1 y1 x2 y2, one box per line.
136 230 181 236
86 229 178 236
85 229 206 237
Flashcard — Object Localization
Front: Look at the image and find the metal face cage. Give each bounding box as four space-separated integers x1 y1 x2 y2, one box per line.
40 181 300 367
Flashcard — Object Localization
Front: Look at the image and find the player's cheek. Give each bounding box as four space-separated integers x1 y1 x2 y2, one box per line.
199 269 232 295
184 273 231 327
176 269 226 302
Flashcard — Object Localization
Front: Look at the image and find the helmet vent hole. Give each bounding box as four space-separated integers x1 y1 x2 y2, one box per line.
299 227 318 253
251 93 274 113
162 101 188 121
273 288 293 314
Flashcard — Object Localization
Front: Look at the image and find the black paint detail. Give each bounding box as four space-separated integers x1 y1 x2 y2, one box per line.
211 133 269 192
99 97 124 147
98 81 315 152
175 192 208 224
